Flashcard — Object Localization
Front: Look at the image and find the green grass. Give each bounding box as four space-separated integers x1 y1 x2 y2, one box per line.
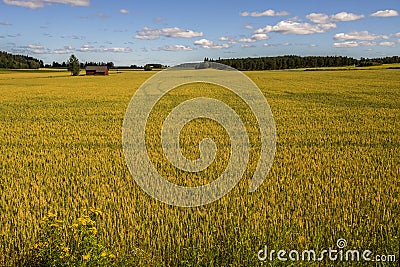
0 69 399 266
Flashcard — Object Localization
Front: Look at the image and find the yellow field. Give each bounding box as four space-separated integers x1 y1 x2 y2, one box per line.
0 68 399 266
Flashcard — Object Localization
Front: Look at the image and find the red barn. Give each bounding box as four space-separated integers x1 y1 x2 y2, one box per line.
85 66 109 75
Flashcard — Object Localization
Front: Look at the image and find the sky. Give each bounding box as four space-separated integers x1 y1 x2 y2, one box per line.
0 0 399 66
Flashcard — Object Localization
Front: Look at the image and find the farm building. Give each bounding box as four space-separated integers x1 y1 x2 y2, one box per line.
85 66 109 75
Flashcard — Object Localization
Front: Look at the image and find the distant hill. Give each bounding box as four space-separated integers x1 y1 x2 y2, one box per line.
0 51 43 69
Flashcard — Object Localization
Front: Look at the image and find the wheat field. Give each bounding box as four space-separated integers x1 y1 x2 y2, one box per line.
0 68 399 266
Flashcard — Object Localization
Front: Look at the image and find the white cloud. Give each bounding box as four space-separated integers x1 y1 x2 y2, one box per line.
157 45 194 51
239 38 256 43
77 44 132 53
3 0 89 9
218 36 229 41
240 9 289 17
53 46 74 54
22 44 44 49
240 33 269 43
395 33 400 37
240 44 256 48
102 47 132 52
77 44 95 52
134 27 203 40
371 9 398 17
255 19 336 35
333 41 376 48
334 31 388 41
194 39 229 49
252 33 269 40
244 25 254 29
119 9 129 14
331 12 364 21
379 41 395 47
0 21 12 26
306 13 330 24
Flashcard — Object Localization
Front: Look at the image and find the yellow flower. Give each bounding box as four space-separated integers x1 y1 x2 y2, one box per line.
90 227 98 235
100 252 107 257
82 254 90 260
77 217 87 226
109 254 116 259
62 247 70 253
47 212 56 217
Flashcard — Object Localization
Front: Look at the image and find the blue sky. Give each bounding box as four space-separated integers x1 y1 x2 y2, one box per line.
0 0 399 66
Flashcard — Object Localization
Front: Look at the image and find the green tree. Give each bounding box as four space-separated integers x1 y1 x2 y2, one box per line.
67 54 80 76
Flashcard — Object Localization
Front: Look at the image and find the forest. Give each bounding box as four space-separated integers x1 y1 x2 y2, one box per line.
0 51 43 69
212 55 400 70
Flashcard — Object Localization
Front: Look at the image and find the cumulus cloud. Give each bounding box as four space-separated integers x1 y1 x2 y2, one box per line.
23 44 44 49
119 9 129 14
3 0 90 9
240 9 289 17
13 44 50 54
240 44 256 48
239 38 256 43
371 9 398 17
255 19 336 35
333 41 376 48
53 45 74 54
103 47 132 52
77 44 131 53
77 44 95 52
194 39 229 49
134 27 203 40
156 45 194 51
331 12 364 21
334 41 396 48
306 13 330 24
244 25 254 29
239 33 269 43
379 41 395 47
334 31 388 41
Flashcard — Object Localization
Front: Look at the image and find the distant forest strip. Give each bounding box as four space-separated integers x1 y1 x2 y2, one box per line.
1 50 399 70
212 55 400 71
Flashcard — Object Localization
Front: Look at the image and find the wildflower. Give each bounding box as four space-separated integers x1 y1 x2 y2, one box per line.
82 254 90 260
62 247 70 253
77 217 87 226
89 227 98 235
47 212 56 217
109 254 116 259
100 252 107 257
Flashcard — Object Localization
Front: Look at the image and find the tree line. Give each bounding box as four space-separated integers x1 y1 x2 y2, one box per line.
210 55 400 70
0 51 43 69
